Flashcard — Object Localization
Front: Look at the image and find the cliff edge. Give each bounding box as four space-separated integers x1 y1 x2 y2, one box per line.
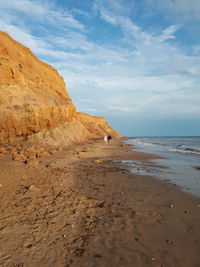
0 32 120 146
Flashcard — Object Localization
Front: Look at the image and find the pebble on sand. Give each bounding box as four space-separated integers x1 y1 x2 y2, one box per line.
157 219 165 224
165 240 173 244
94 159 102 163
184 211 190 215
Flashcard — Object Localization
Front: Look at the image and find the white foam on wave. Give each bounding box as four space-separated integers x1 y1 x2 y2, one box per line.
133 140 162 148
130 138 200 156
170 148 200 155
179 145 200 151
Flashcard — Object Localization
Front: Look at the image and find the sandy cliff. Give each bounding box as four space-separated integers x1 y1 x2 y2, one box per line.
77 113 119 137
0 32 120 145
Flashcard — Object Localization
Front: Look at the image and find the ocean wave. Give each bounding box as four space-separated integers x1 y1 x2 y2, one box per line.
170 148 200 155
134 140 161 147
179 145 200 152
130 138 200 156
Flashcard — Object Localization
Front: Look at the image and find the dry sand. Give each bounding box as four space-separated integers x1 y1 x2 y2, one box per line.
0 139 200 267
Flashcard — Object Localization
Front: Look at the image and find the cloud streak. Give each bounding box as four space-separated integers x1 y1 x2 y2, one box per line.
155 0 200 21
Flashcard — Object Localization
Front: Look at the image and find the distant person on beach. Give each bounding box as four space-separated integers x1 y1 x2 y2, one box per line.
104 136 108 143
107 135 112 143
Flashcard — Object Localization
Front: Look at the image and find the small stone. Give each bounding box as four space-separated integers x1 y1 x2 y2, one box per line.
23 185 30 192
36 151 48 158
184 210 190 215
197 204 200 208
94 254 102 258
165 240 173 244
29 185 39 191
90 200 105 208
47 149 55 154
152 257 155 261
13 153 27 161
26 160 37 168
157 219 165 224
28 155 36 161
0 147 8 154
71 224 77 229
94 159 102 163
25 146 37 156
25 243 33 248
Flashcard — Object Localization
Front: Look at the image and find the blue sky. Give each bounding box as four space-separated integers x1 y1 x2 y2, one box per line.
0 0 200 136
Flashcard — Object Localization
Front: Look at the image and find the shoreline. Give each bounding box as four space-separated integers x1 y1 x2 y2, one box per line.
125 137 200 198
0 138 200 266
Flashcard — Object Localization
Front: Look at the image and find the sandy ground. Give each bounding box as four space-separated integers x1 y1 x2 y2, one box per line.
0 139 200 267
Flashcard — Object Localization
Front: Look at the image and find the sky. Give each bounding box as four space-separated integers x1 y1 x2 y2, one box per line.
0 0 199 136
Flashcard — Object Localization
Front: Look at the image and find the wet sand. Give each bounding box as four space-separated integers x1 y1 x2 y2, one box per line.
0 139 200 267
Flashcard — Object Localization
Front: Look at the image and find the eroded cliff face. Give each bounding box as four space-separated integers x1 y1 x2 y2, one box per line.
77 113 119 138
0 32 120 146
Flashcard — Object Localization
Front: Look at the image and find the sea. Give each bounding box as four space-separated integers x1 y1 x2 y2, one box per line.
124 137 200 197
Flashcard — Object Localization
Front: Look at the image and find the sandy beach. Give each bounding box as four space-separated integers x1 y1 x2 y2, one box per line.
0 138 200 267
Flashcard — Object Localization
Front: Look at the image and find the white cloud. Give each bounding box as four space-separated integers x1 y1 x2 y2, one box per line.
0 0 46 15
107 105 139 113
80 108 97 112
79 99 93 103
93 0 133 17
94 0 181 46
0 0 85 30
160 0 200 21
156 25 180 42
146 0 200 22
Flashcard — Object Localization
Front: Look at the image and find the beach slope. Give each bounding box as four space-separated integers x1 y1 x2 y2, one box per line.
0 139 199 267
